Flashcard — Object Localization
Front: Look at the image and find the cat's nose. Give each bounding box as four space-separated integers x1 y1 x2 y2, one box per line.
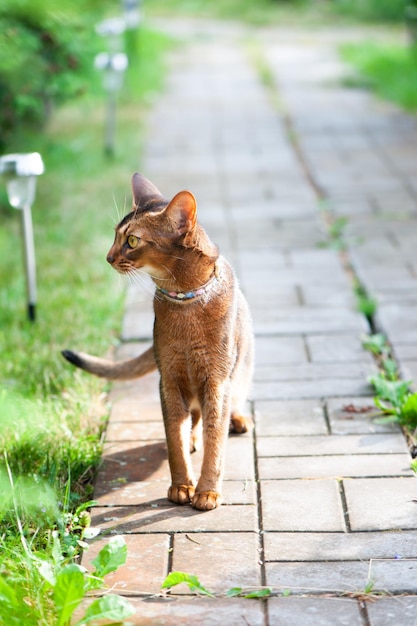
107 254 115 265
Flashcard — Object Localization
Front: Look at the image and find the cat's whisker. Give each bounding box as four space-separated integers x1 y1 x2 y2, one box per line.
129 269 157 299
161 264 177 281
113 194 123 224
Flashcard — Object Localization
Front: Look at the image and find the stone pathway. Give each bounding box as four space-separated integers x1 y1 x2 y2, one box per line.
84 21 417 625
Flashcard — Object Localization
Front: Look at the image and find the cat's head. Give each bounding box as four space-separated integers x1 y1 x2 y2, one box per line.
106 173 198 278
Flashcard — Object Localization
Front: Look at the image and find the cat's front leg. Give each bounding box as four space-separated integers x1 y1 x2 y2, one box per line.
161 383 196 505
192 395 230 511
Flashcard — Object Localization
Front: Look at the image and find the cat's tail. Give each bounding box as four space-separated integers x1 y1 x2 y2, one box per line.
61 345 157 380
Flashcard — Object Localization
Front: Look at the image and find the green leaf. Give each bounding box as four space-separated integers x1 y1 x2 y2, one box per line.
225 586 272 599
0 575 19 608
242 588 272 599
225 587 242 597
399 392 417 427
382 358 398 380
74 594 135 625
374 414 400 425
361 333 388 356
54 564 86 626
368 375 410 408
161 571 214 597
37 559 56 587
91 536 127 579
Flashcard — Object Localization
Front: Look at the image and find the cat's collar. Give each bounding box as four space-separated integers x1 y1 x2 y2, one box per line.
155 263 219 303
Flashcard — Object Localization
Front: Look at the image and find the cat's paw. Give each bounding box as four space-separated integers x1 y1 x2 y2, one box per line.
192 491 222 511
230 414 253 434
168 484 195 505
190 430 203 453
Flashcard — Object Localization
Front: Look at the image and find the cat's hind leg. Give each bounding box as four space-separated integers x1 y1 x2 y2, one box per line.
190 407 203 452
230 411 253 434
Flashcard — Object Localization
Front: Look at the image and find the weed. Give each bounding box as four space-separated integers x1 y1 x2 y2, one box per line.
362 334 417 429
161 571 272 599
354 281 378 321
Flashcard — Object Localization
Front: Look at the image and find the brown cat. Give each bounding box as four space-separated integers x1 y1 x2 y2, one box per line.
62 173 254 511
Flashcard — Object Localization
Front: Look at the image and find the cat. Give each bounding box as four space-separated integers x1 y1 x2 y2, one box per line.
62 173 254 511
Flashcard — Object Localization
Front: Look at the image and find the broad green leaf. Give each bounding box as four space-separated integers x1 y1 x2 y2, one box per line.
0 575 19 607
91 536 127 578
54 564 85 626
51 530 64 568
226 587 243 597
369 375 410 408
400 392 417 427
74 594 135 625
374 415 401 425
37 559 56 587
83 527 101 540
161 571 214 597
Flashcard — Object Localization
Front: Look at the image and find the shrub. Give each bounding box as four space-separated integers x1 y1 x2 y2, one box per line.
0 0 102 152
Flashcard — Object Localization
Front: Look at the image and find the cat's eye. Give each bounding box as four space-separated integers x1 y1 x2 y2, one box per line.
127 235 139 249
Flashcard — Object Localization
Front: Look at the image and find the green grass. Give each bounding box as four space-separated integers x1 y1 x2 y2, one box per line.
0 22 173 618
341 41 417 112
147 0 406 25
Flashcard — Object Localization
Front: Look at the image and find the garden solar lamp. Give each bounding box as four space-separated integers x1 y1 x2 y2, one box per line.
0 152 44 321
122 0 142 30
94 51 128 156
96 17 126 53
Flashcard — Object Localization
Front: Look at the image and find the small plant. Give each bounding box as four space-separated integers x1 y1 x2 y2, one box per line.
354 281 377 321
161 571 272 599
362 334 417 429
0 533 134 626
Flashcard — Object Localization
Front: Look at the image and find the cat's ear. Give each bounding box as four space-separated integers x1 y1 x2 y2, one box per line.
131 173 163 206
165 190 197 234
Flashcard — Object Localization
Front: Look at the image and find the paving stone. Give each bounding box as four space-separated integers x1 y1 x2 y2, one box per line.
255 399 328 436
254 362 375 382
253 377 371 401
377 304 417 342
95 479 256 507
106 420 165 441
109 398 162 423
82 534 170 594
261 479 345 531
109 373 161 406
98 431 253 486
367 596 417 626
117 597 266 625
400 361 417 390
268 597 363 626
367 559 417 593
265 561 369 594
252 307 367 336
254 336 308 366
343 477 417 531
171 532 261 594
327 397 401 435
306 334 375 364
301 285 356 308
91 504 257 534
263 530 417 562
99 440 170 484
256 433 409 457
258 453 412 480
